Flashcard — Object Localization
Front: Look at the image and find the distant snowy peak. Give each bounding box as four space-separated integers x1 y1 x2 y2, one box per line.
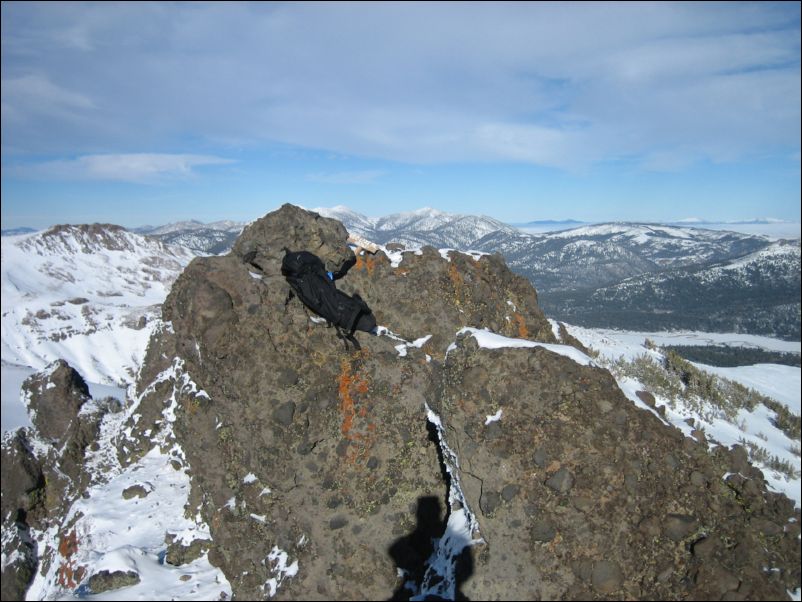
133 220 246 255
675 217 790 225
311 205 375 234
512 219 585 228
546 222 749 242
311 205 520 248
1 227 38 236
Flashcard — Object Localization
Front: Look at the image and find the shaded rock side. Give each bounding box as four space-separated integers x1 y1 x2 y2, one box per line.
23 359 90 444
2 361 108 601
124 204 799 600
432 335 801 600
1 430 43 601
22 360 104 486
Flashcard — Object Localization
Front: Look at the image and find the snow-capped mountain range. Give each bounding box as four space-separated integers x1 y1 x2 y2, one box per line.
97 206 802 338
1 224 195 385
133 220 245 255
312 205 522 249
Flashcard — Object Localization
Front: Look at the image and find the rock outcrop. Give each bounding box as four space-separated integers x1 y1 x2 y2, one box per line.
4 204 799 600
436 335 800 599
122 204 799 600
1 360 108 600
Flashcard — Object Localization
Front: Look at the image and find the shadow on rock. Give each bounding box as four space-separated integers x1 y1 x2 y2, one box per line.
388 495 474 601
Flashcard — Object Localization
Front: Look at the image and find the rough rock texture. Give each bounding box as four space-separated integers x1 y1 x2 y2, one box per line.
22 360 103 486
119 204 798 600
433 336 801 599
87 569 141 593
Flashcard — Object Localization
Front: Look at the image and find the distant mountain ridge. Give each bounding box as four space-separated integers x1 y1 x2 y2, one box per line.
312 205 520 249
120 206 800 338
312 208 800 340
1 227 38 236
134 220 245 255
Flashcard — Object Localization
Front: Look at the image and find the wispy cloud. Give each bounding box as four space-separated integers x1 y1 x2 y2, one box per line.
305 170 386 184
1 2 799 169
1 74 95 118
10 153 234 183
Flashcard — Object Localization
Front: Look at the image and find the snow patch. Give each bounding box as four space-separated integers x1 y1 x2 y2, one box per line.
456 327 595 366
263 546 299 597
484 409 503 425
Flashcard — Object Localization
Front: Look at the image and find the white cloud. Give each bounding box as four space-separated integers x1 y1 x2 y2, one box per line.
1 74 95 113
12 153 234 183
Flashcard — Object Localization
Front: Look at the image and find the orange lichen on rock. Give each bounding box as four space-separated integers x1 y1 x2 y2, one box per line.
448 261 466 307
355 253 376 276
337 357 376 465
512 312 529 339
56 529 85 588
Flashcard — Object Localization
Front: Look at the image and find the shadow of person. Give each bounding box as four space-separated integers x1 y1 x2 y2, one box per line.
387 495 475 600
452 542 473 601
388 496 444 600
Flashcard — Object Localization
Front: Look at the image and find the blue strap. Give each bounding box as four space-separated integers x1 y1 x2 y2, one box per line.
327 271 335 281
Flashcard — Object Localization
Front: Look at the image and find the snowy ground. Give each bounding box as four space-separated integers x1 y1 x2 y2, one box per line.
689 362 800 416
562 324 801 356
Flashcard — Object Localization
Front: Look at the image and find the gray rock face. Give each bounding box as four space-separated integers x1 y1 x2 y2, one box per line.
232 203 355 278
21 360 104 487
432 330 800 600
545 467 575 494
592 559 624 594
117 204 800 600
1 430 43 524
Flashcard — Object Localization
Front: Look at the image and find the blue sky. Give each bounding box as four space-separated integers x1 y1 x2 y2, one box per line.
2 2 800 229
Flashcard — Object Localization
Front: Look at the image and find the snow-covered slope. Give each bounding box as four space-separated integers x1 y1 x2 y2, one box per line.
1 224 194 385
475 221 772 289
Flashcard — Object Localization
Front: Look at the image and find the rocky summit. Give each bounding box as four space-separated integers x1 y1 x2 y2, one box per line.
2 204 799 600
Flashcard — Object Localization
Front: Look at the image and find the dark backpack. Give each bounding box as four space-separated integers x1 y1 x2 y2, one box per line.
281 250 377 336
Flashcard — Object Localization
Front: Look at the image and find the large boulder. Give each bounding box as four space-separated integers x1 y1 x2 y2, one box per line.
122 204 799 600
22 360 104 486
433 334 801 599
232 203 356 278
